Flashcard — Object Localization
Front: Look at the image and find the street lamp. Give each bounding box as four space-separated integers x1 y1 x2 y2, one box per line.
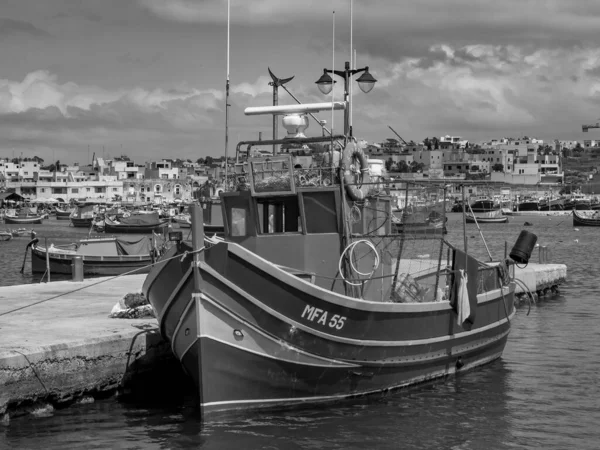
315 61 377 137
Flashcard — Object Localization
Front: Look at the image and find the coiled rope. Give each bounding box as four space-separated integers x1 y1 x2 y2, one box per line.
338 239 380 287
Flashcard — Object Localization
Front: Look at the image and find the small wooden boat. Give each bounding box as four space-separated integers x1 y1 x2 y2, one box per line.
0 231 12 241
31 236 160 275
4 210 44 225
572 209 600 227
466 212 509 224
55 207 74 220
70 205 96 228
172 214 191 228
104 212 169 234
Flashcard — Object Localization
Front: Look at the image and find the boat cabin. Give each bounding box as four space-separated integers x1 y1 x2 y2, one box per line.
219 151 395 299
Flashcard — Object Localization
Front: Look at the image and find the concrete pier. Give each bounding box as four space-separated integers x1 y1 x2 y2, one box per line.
513 262 567 301
0 275 175 421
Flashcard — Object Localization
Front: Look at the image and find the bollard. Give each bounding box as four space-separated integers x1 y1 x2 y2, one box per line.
72 255 84 282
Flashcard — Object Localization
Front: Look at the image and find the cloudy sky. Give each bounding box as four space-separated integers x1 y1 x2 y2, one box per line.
2 0 600 164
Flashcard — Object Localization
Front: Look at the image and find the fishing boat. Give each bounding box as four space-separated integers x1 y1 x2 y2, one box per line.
172 214 191 228
538 197 564 211
4 208 44 225
572 210 600 227
514 198 539 211
392 210 447 236
70 204 96 228
469 198 496 213
30 235 161 275
0 231 12 241
10 228 32 237
55 206 75 220
104 212 169 234
142 100 520 416
466 211 509 224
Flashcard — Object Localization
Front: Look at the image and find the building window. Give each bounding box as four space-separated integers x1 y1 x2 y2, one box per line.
87 188 91 192
71 188 79 194
112 187 118 192
40 188 45 193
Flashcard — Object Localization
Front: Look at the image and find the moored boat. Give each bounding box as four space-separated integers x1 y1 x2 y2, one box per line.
30 235 162 275
172 214 191 228
142 101 520 416
4 208 44 225
0 231 12 241
572 209 600 227
55 206 75 220
70 205 96 228
104 212 169 234
466 210 509 224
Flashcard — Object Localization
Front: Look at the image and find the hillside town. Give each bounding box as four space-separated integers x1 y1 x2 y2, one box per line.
1 133 600 205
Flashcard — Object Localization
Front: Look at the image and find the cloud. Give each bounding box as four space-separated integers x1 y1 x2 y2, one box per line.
0 70 277 160
344 43 600 142
0 18 50 38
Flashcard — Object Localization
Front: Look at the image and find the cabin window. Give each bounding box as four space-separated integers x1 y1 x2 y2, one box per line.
230 207 247 236
256 196 301 234
302 191 338 233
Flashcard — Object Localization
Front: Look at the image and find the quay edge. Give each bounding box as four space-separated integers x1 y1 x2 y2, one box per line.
0 275 181 421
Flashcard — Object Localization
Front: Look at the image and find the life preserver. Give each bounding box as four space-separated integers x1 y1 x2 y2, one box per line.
342 142 370 200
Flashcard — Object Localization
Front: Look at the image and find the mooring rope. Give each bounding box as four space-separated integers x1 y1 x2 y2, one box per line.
0 247 206 318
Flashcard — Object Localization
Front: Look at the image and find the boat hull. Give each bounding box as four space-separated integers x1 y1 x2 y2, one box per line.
466 215 508 224
572 210 600 227
31 245 153 275
143 241 515 415
70 217 94 228
104 222 169 234
4 216 43 225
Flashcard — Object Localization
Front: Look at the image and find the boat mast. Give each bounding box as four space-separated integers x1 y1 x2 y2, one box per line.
224 0 230 191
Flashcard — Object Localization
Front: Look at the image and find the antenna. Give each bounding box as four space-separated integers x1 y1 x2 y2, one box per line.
224 0 230 190
349 0 353 137
331 11 335 140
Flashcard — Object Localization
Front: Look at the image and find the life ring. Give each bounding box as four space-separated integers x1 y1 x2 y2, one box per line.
342 142 370 201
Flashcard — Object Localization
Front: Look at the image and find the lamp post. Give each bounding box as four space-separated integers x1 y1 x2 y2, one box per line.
315 61 376 137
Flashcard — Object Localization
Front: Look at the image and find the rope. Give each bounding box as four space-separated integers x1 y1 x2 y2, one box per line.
513 278 534 316
338 239 380 287
0 246 206 318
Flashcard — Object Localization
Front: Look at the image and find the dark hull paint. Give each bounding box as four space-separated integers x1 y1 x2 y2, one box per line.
393 223 447 236
31 246 152 275
143 241 515 415
573 210 600 227
104 222 169 234
180 300 509 414
514 202 539 211
71 217 94 228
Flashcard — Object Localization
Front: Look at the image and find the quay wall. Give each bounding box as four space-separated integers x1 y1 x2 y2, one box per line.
0 275 179 420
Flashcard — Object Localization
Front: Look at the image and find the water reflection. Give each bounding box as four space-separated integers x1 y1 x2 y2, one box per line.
3 214 600 449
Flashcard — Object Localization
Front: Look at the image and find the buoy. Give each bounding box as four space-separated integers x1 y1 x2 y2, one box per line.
574 239 579 243
509 230 538 264
574 228 579 231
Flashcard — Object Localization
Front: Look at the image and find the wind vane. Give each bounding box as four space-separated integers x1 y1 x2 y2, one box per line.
268 68 294 154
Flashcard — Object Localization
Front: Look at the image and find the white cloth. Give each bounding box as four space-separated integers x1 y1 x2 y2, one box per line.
456 269 470 326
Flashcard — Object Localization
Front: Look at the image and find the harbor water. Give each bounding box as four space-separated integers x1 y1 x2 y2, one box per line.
2 213 599 449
